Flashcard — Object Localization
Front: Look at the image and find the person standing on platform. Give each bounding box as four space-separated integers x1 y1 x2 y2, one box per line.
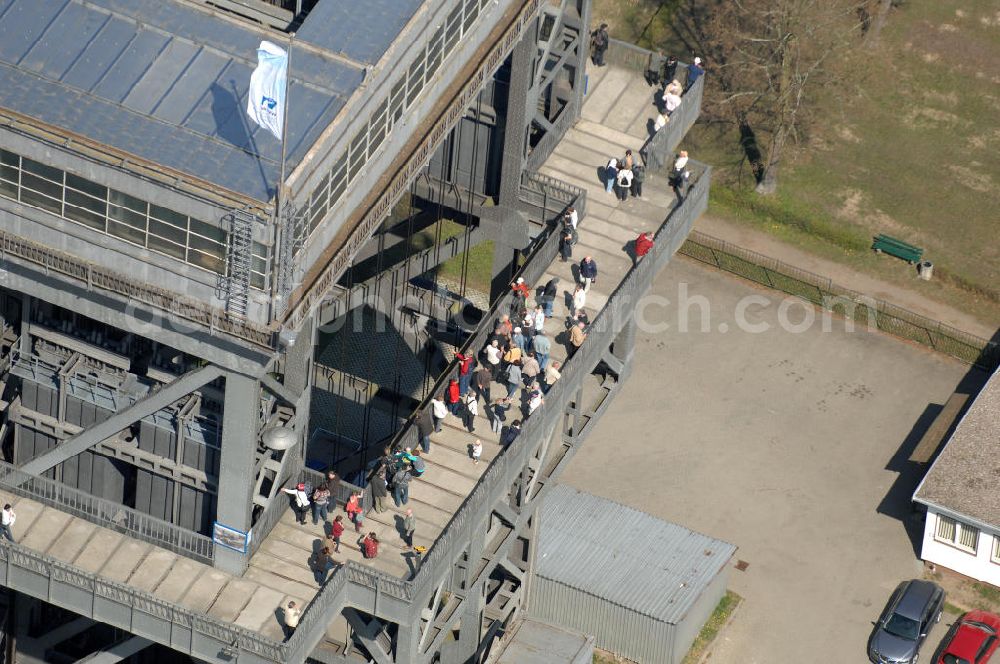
362 532 380 559
579 256 598 292
330 515 344 553
474 366 493 406
0 505 15 542
455 351 474 395
446 378 461 415
311 484 331 525
392 467 411 507
461 391 479 433
283 483 310 525
283 602 301 639
541 278 559 317
471 439 483 465
634 231 655 265
431 394 448 433
533 329 551 371
417 406 434 453
631 163 645 199
685 56 704 93
403 509 416 549
370 474 388 513
590 23 609 66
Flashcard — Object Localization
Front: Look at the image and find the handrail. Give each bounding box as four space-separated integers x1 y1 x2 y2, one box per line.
0 460 215 565
410 166 710 603
639 74 704 171
0 541 285 662
0 230 276 349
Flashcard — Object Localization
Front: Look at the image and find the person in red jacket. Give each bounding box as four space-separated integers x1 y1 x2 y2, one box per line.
634 232 655 266
455 352 475 395
329 515 344 553
362 532 379 559
446 378 461 415
510 277 530 313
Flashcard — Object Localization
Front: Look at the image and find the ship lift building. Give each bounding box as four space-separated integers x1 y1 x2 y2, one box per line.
0 0 708 662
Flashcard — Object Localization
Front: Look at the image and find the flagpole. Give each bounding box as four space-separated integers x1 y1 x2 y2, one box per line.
271 34 294 320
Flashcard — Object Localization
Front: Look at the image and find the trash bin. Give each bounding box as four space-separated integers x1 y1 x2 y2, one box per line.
918 260 933 281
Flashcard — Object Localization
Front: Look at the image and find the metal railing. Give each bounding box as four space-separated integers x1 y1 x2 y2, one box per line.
0 230 276 349
640 74 703 171
0 542 285 663
410 164 710 603
0 460 215 565
597 39 705 171
283 0 543 330
679 232 1000 372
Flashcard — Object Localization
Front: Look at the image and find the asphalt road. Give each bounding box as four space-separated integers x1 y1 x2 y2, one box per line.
562 256 980 662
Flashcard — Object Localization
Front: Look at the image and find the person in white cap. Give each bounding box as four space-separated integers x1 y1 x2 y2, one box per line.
685 56 704 93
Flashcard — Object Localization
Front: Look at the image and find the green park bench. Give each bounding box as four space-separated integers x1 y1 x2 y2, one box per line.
872 234 923 264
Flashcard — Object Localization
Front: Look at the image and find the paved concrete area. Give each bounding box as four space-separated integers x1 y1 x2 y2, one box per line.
561 256 978 662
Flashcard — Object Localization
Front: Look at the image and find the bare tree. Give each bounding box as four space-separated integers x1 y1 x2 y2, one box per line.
863 0 893 47
686 0 864 194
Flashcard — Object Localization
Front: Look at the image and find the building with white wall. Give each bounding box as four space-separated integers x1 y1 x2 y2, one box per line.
914 368 1000 586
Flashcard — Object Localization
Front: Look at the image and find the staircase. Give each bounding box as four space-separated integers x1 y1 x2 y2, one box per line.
225 209 256 319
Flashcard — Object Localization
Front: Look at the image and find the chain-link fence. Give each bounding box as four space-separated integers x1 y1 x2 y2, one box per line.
680 231 1000 371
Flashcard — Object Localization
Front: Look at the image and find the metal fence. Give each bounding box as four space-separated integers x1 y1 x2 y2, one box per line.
0 230 275 349
0 542 285 663
0 460 215 565
596 40 704 171
679 231 1000 371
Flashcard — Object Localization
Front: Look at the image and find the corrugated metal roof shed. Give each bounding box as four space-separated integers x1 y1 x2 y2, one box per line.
536 484 736 625
0 0 401 202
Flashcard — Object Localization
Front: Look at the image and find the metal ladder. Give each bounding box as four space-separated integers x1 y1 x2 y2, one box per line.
226 209 256 318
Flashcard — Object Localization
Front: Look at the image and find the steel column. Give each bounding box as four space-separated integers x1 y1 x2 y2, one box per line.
213 371 260 575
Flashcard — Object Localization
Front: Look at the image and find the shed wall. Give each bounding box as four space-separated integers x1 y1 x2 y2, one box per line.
669 563 730 663
528 577 675 664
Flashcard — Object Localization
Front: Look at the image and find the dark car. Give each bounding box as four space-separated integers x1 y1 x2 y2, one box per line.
868 579 945 663
936 610 1000 664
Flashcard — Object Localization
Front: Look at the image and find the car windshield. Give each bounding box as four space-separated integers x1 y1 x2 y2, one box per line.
884 613 920 640
943 655 971 664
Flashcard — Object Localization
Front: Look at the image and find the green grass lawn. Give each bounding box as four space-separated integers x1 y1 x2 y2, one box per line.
592 0 1000 329
681 591 742 664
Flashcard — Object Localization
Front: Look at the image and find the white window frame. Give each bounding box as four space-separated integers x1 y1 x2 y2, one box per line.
935 513 979 554
992 535 1000 565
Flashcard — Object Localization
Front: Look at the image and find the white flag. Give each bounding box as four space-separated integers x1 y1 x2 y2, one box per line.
246 41 288 140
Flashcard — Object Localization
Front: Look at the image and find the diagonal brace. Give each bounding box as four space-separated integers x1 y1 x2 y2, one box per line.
343 608 394 664
20 365 223 475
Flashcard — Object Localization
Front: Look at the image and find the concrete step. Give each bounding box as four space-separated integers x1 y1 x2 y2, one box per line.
48 516 98 562
428 424 500 463
128 547 177 593
419 456 479 496
576 118 650 149
178 568 230 613
72 528 125 574
419 443 487 481
99 538 151 583
405 474 463 514
244 562 320 602
583 61 612 93
207 577 258 622
581 67 634 124
19 506 72 553
151 556 204 604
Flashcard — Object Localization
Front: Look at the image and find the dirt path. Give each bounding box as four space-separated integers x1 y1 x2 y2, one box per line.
693 213 997 340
